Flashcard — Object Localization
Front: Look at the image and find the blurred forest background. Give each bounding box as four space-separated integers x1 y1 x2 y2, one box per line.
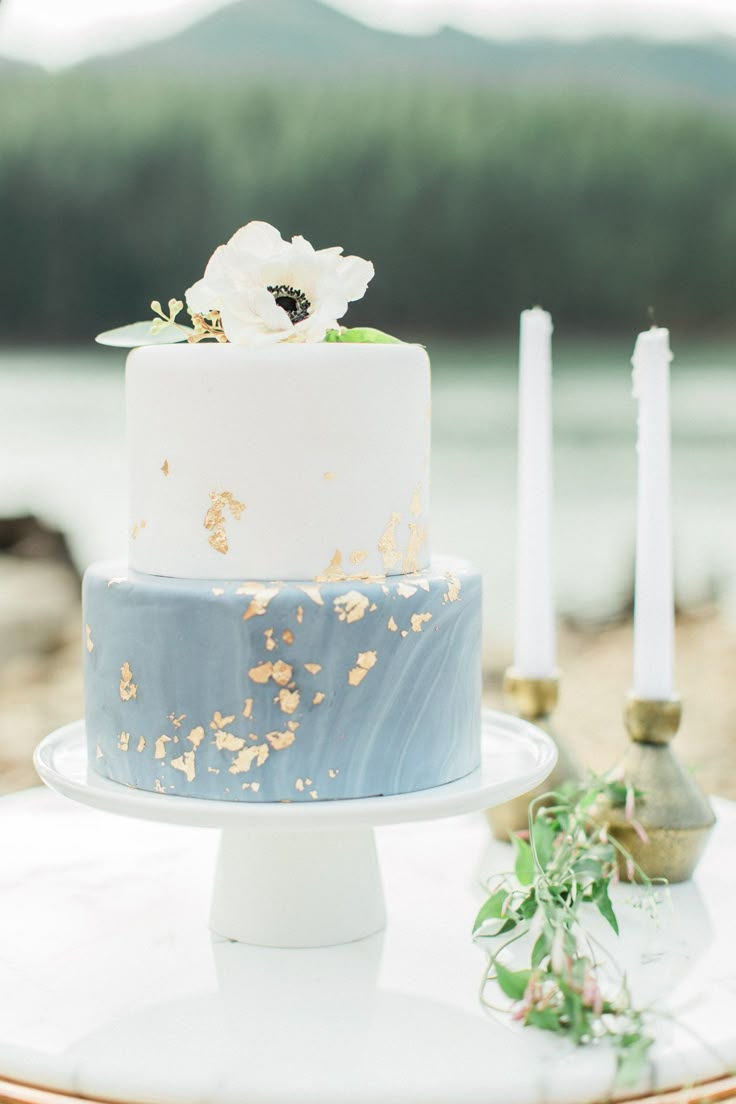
2 0 736 797
4 0 736 337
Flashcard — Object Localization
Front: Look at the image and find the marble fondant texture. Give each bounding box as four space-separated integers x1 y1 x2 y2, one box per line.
83 557 481 802
126 343 431 580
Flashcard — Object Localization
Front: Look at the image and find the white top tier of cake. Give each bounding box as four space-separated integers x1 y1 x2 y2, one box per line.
126 342 431 581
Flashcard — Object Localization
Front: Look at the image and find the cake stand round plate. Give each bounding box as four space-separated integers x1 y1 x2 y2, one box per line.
35 710 555 948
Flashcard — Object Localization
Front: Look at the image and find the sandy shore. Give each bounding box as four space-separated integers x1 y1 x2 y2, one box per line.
1 591 733 801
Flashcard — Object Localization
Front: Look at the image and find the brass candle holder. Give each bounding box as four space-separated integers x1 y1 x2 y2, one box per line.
487 667 581 840
601 695 715 883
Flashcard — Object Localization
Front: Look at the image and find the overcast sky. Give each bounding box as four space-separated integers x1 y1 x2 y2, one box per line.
2 0 736 68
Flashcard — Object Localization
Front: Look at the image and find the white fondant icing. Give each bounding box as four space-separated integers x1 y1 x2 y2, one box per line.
126 343 431 580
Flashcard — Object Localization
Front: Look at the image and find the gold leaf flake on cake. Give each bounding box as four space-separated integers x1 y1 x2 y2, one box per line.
312 691 325 705
315 549 347 583
271 660 293 686
287 720 300 732
443 573 462 603
310 790 319 800
333 590 370 624
296 605 304 624
161 459 169 476
409 482 422 517
248 661 273 684
210 711 235 730
282 629 294 645
347 650 377 687
415 577 431 593
410 612 433 633
229 744 270 774
168 713 186 729
154 779 165 793
130 520 147 541
85 624 94 653
242 698 254 719
242 586 279 621
401 630 408 638
328 768 339 779
209 767 221 774
187 725 205 749
350 550 368 565
155 734 172 760
387 616 398 632
323 471 336 480
377 512 402 571
214 730 245 752
136 735 146 753
298 585 324 606
263 628 277 652
295 778 305 792
396 582 418 599
119 662 138 701
277 688 300 715
117 731 130 752
251 781 261 792
171 750 196 783
402 522 427 575
369 602 377 611
304 662 322 675
204 490 246 556
236 581 262 596
266 729 296 751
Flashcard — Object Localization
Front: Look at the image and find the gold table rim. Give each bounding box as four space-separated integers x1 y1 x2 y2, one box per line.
0 1072 734 1104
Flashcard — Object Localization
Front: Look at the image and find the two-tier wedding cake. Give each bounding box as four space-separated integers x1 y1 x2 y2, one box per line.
84 221 481 802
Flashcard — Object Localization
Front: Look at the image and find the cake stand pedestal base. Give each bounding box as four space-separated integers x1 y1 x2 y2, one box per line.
211 826 385 946
34 710 557 948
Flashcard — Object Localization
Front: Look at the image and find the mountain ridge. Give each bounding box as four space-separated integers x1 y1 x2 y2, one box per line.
2 0 736 106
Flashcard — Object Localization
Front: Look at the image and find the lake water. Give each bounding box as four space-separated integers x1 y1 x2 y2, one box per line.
2 339 735 662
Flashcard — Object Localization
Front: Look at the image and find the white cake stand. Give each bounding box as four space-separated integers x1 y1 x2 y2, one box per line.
34 710 556 949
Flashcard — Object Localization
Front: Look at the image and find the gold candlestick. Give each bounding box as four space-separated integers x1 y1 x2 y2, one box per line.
601 695 715 883
487 667 581 840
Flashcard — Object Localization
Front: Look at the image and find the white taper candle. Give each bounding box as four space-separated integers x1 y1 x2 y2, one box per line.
513 307 556 678
631 326 675 700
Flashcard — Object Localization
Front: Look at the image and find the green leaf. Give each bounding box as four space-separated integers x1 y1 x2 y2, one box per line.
532 816 556 869
594 881 619 935
616 1033 654 1086
493 961 531 1001
95 320 193 347
531 932 549 968
526 1007 561 1032
512 835 535 886
472 888 509 935
324 326 403 344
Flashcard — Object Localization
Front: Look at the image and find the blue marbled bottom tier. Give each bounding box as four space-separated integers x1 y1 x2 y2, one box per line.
83 556 481 802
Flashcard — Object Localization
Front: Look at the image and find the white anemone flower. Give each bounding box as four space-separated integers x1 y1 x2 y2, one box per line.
185 221 374 346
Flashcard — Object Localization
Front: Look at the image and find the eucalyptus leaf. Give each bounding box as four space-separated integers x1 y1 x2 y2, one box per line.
512 835 535 886
324 326 404 344
493 962 531 1002
95 320 194 347
531 932 549 969
526 1008 561 1033
532 817 555 869
472 888 511 935
594 881 619 935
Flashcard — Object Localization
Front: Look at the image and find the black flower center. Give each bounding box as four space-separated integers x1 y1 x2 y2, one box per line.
267 284 311 324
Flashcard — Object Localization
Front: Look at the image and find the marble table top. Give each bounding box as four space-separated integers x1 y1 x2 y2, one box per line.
0 786 733 1104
